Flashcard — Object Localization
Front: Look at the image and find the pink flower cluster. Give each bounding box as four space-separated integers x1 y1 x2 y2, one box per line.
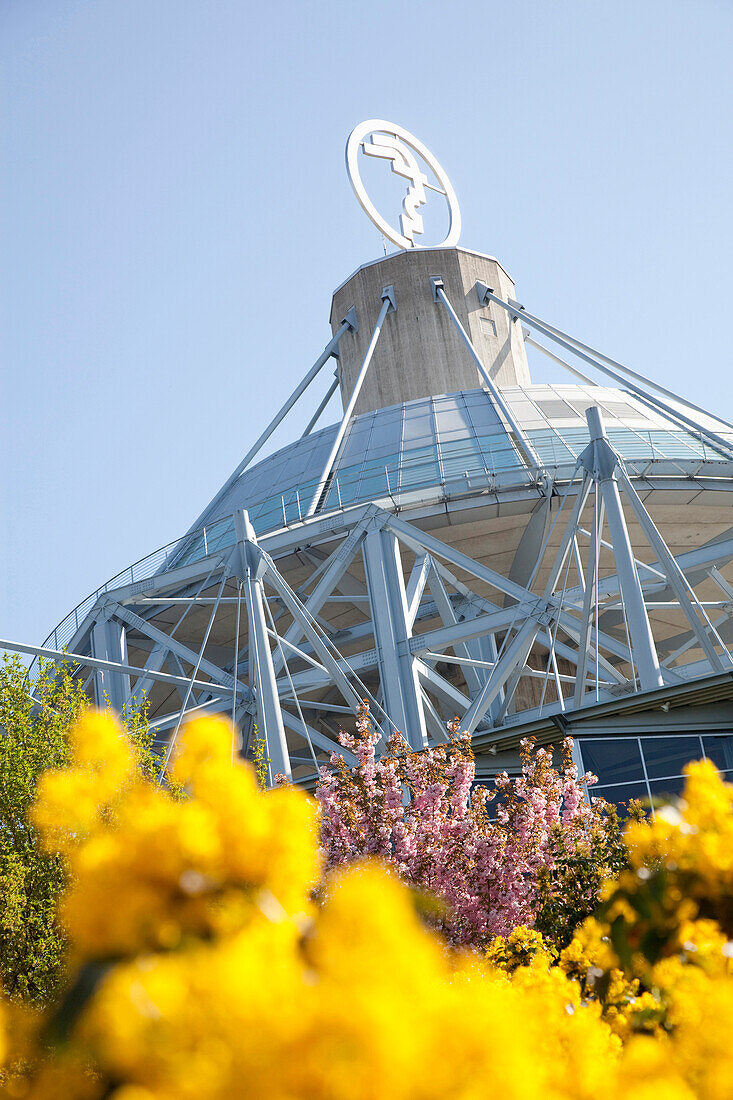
316 705 598 947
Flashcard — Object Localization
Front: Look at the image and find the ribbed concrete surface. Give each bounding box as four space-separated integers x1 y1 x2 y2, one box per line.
331 247 531 416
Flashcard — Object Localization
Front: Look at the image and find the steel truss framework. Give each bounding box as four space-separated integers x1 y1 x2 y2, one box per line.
6 275 733 784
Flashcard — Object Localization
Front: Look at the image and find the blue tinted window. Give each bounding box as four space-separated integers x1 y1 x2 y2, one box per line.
703 736 733 772
648 776 687 802
593 781 648 817
642 737 703 780
580 739 644 786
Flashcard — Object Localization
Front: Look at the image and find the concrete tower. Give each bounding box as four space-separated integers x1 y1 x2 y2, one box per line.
332 248 531 416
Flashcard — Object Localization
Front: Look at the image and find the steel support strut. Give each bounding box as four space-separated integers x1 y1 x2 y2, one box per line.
307 287 396 517
477 283 733 459
90 615 130 712
235 510 291 782
191 310 358 533
580 407 664 692
362 526 428 748
430 277 541 470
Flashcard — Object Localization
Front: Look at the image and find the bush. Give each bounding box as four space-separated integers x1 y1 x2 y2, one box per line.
0 655 158 1004
0 710 731 1097
316 704 626 950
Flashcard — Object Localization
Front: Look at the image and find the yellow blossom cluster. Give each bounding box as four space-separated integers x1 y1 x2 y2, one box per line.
1 714 733 1098
31 712 318 961
485 925 556 973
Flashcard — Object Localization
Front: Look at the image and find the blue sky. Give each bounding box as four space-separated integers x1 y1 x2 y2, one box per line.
2 0 733 646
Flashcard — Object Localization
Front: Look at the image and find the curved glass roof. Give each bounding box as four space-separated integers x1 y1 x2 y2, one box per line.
38 382 733 659
202 383 733 538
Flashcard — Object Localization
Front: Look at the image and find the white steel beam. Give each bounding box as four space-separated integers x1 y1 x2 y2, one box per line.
125 642 167 707
0 639 234 696
405 553 432 629
307 287 396 517
90 616 130 712
415 659 472 716
573 488 603 707
108 601 239 693
301 374 340 438
362 526 428 749
581 407 663 692
255 551 364 713
461 620 540 733
235 511 291 782
271 508 377 676
427 567 485 695
479 284 733 459
190 312 357 534
431 277 542 469
616 468 731 669
516 303 733 433
280 709 358 767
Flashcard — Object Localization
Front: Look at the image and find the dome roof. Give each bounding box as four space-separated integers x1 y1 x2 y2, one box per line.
201 382 732 536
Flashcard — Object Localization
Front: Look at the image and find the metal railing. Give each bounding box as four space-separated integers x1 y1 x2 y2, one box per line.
32 424 733 674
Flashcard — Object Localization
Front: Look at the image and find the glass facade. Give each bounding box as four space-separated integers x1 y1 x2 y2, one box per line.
201 384 733 544
44 380 733 650
502 384 731 467
577 734 733 815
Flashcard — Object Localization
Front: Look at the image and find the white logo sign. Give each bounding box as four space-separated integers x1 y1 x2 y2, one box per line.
346 120 461 251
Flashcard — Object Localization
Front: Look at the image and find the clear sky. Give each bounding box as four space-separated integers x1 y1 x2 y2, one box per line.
2 0 733 648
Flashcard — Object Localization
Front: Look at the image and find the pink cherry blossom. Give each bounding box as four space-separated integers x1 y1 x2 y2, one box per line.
316 707 599 948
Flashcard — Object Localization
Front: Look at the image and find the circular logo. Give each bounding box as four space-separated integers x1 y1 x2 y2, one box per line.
346 120 461 251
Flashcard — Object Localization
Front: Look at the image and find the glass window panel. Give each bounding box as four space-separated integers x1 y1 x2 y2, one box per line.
280 452 316 481
437 427 475 442
703 736 733 772
337 439 370 470
467 403 504 431
365 442 398 461
557 427 589 450
593 782 649 817
402 414 434 443
368 417 401 451
434 402 473 434
598 401 641 418
400 468 439 491
527 431 576 464
440 438 485 479
648 776 686 802
348 416 376 436
357 468 392 499
536 399 581 419
606 431 656 460
646 431 701 458
177 533 206 566
372 406 402 423
323 481 348 509
339 425 373 450
399 449 440 489
567 398 600 415
517 415 549 429
477 437 521 472
642 736 703 780
579 739 644 786
328 464 362 505
339 419 372 442
549 385 585 397
204 518 235 552
500 398 538 418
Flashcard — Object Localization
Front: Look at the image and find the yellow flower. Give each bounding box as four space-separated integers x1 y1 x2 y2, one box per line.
8 718 733 1098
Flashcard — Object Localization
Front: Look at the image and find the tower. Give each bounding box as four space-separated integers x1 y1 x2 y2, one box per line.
11 120 733 799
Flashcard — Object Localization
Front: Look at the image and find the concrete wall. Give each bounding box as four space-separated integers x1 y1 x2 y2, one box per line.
330 247 531 416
